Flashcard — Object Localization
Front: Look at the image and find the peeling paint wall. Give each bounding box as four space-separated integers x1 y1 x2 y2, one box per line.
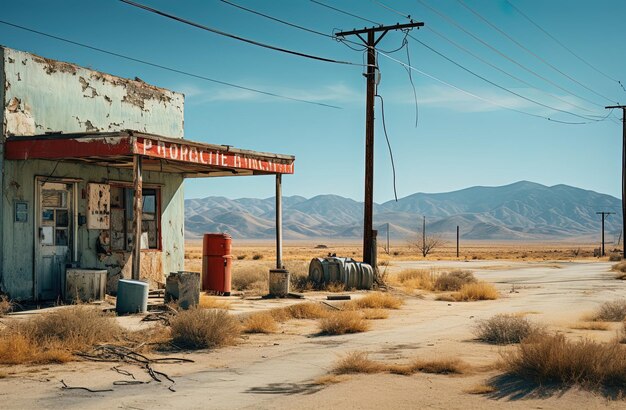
1 47 184 138
0 46 187 299
0 159 184 299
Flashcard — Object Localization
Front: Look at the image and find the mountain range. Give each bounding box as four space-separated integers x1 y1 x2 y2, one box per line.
184 181 623 241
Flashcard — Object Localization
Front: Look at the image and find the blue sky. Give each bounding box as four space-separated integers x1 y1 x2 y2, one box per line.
1 0 624 202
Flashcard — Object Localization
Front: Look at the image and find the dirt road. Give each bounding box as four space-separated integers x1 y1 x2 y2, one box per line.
2 261 624 409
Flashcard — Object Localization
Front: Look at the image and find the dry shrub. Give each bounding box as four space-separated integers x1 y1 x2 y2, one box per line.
474 314 540 344
231 267 267 293
592 299 626 322
503 333 626 389
285 302 329 320
243 312 278 334
199 294 231 309
410 358 466 374
318 311 370 335
236 254 247 260
570 322 610 331
435 294 457 302
434 270 476 291
362 309 389 320
332 351 466 376
0 306 121 364
354 292 403 309
395 269 435 291
0 295 13 316
332 351 383 374
451 282 499 301
252 254 263 260
289 272 314 292
170 308 240 349
621 322 626 344
609 254 622 262
612 261 626 279
324 282 346 292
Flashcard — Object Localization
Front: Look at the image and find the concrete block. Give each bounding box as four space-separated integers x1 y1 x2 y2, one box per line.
165 271 200 309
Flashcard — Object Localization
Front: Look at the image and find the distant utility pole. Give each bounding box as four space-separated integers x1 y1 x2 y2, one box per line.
596 211 614 256
422 215 426 252
336 21 424 265
386 222 390 254
606 105 626 257
456 225 460 258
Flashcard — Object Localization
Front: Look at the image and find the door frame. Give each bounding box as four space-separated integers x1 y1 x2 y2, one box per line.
33 176 80 301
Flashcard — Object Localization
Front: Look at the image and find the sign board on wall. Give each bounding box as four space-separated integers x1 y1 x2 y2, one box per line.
87 183 110 229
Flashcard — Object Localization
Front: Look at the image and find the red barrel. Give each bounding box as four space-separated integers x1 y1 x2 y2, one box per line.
201 233 232 295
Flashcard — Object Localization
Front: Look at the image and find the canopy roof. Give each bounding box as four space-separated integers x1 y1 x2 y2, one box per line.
4 130 295 177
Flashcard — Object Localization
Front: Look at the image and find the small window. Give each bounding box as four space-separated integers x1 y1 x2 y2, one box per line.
109 186 160 251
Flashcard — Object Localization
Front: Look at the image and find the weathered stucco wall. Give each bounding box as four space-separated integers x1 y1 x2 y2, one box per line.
0 46 187 299
2 47 184 138
1 159 184 299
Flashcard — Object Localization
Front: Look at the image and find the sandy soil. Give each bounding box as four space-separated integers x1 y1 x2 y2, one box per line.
1 260 625 409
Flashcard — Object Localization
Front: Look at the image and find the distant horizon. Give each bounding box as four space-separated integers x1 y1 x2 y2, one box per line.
184 180 622 202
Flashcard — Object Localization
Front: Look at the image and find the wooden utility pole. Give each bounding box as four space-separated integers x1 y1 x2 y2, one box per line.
336 21 424 265
456 225 460 258
132 155 143 280
606 105 626 257
596 211 614 256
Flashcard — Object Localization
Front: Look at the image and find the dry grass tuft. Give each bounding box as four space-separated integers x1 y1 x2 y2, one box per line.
231 266 268 293
612 261 626 279
353 292 403 309
410 358 467 374
318 311 370 335
464 384 496 395
0 306 122 364
503 332 626 389
332 351 467 376
434 270 476 291
395 269 435 291
474 314 541 344
0 295 13 316
332 351 383 374
170 308 240 349
313 374 351 385
591 299 626 322
243 312 278 334
449 282 499 301
285 302 329 320
361 309 389 320
570 321 611 331
199 294 231 310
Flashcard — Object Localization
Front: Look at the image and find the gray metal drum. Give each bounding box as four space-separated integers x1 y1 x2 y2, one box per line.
116 279 149 314
359 263 374 290
346 262 360 289
308 258 325 284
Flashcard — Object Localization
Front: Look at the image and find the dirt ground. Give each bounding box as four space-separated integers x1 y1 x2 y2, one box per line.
2 258 625 409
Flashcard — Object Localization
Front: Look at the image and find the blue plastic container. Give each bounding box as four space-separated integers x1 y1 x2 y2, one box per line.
116 279 149 314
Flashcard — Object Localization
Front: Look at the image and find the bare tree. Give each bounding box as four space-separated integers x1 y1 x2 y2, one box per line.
410 216 445 257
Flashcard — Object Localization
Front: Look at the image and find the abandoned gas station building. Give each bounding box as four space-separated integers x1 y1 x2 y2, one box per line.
0 46 294 301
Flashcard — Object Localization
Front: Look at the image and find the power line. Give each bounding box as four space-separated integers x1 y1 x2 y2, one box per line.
310 0 380 25
0 19 342 109
415 0 608 109
120 0 367 67
372 0 604 116
377 50 614 125
407 33 607 121
504 0 626 92
456 0 619 104
368 2 606 120
423 25 599 115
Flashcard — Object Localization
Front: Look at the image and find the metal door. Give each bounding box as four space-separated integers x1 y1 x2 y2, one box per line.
35 180 75 300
